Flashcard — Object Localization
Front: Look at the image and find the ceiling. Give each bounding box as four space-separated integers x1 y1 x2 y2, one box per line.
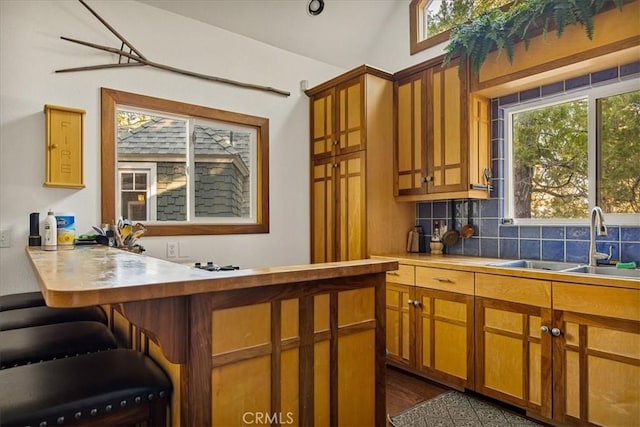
137 0 403 69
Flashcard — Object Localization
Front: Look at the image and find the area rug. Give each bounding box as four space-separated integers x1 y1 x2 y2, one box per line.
389 390 544 427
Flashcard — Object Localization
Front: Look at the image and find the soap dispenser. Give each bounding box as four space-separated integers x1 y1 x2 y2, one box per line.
43 210 57 251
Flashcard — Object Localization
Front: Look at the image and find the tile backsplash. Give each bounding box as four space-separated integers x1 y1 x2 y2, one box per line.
415 61 640 264
416 200 640 264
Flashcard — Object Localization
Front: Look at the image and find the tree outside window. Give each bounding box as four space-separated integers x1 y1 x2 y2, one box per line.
507 85 639 222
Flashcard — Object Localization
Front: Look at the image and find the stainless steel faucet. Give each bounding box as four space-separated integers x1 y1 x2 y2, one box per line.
589 206 609 267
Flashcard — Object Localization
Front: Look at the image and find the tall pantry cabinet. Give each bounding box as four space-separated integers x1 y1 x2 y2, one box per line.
307 66 415 263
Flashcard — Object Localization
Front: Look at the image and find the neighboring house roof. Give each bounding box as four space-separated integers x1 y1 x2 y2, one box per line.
118 117 251 166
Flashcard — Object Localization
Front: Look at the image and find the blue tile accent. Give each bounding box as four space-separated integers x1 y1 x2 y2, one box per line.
596 226 619 241
500 225 518 238
542 226 564 239
541 81 564 96
566 226 590 240
417 202 431 219
433 201 448 219
447 242 463 255
491 99 499 119
463 237 480 256
620 61 640 77
481 238 499 258
499 93 519 106
542 240 564 261
621 227 640 242
500 239 518 259
480 219 499 237
621 242 640 263
565 74 590 91
520 239 541 259
566 241 589 263
520 226 541 239
480 199 499 218
519 87 541 102
591 67 618 84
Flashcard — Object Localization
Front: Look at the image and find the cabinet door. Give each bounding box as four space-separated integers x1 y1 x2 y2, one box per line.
336 77 365 156
415 287 474 389
385 282 414 368
311 157 336 263
310 88 335 159
475 297 553 418
552 283 640 426
428 59 466 193
336 151 365 261
468 93 491 188
395 72 426 196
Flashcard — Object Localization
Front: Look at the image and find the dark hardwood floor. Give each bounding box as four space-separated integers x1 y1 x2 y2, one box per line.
385 365 450 420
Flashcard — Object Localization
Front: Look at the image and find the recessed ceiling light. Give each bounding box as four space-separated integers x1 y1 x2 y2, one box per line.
308 0 325 16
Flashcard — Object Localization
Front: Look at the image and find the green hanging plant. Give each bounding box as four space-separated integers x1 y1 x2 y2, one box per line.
443 0 625 76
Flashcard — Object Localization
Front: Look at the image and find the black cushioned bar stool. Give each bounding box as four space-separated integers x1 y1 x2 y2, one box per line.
0 305 107 331
0 321 117 369
0 349 172 427
0 292 46 312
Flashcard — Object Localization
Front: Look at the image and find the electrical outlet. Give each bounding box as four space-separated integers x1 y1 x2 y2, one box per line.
0 228 11 248
166 242 178 259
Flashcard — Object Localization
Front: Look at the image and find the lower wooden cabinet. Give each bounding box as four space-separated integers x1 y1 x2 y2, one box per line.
385 264 474 390
385 261 639 426
552 282 640 426
474 274 553 418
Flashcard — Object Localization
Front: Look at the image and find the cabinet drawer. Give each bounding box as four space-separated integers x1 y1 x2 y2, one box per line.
476 273 551 308
416 267 474 295
553 282 640 321
386 264 415 285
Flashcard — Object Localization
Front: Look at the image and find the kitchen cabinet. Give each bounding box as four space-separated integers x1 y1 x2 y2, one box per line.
474 273 553 418
551 282 640 426
307 66 414 262
385 264 475 390
394 56 491 201
476 274 640 425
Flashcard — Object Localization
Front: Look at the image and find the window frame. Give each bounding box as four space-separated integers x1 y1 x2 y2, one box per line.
504 78 640 226
101 87 270 236
117 162 157 222
409 0 512 55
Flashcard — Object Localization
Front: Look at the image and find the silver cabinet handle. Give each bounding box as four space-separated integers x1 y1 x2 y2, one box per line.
540 325 550 334
413 300 421 308
407 299 415 307
433 277 453 283
423 175 433 182
551 328 562 337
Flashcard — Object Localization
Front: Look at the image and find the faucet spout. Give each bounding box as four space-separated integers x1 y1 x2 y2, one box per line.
589 206 609 267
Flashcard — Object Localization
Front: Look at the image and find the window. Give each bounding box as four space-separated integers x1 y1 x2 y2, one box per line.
101 88 269 236
410 0 510 55
505 79 640 224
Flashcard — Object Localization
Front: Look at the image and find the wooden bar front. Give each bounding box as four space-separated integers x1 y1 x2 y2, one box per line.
26 246 396 426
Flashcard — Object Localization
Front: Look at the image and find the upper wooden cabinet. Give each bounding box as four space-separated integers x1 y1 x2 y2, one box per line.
310 75 365 159
394 57 491 201
307 66 415 263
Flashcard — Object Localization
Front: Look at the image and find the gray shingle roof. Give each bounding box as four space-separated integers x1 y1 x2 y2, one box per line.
118 117 251 164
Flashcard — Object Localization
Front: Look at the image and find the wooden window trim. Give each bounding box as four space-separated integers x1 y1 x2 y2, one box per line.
101 87 269 236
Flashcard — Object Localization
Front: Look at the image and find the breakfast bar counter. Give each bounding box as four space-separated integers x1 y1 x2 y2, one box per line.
26 246 397 426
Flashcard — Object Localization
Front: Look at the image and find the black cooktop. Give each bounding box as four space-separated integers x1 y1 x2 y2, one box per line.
194 262 239 272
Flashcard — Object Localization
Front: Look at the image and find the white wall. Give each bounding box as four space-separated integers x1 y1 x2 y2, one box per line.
0 0 343 295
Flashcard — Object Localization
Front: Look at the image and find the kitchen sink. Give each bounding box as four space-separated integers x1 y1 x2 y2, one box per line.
489 259 582 271
561 265 640 279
